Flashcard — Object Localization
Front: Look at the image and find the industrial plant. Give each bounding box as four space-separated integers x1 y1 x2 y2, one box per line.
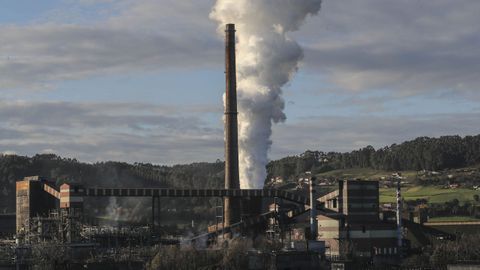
0 24 466 270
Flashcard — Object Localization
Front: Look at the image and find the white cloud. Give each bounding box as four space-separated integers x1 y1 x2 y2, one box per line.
0 151 17 156
1 0 479 164
0 100 223 164
271 112 480 157
0 99 479 164
0 0 220 91
1 0 479 100
299 0 480 98
41 148 56 154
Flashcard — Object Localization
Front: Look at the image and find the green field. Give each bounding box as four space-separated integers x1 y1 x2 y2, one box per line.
427 216 480 223
317 168 418 180
380 186 479 204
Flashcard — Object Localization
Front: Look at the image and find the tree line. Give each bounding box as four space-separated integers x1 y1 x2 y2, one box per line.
267 135 480 181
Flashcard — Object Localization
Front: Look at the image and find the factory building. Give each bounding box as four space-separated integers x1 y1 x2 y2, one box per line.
317 180 398 257
15 176 86 243
15 176 57 234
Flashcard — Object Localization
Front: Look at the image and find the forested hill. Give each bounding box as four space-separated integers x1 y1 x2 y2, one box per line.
267 135 480 181
0 134 479 214
0 155 224 214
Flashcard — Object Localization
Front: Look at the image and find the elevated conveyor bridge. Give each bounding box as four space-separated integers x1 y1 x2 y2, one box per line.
82 188 310 205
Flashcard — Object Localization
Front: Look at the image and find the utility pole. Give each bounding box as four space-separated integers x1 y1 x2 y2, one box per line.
395 174 403 259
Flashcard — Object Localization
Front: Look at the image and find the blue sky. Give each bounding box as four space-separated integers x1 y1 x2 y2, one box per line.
0 0 479 164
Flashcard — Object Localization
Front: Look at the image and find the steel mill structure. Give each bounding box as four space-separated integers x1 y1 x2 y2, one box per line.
14 176 312 233
10 24 442 269
14 24 317 244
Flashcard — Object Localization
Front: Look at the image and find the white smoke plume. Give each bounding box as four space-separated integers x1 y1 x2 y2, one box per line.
210 0 322 188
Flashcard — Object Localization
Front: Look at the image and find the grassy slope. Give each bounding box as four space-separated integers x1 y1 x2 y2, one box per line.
317 168 418 180
427 216 480 222
380 186 479 204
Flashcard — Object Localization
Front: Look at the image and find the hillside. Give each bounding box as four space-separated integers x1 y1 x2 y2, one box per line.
1 134 480 225
0 154 224 227
267 135 480 182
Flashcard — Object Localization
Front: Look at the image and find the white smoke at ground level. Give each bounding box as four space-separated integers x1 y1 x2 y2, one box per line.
210 0 322 188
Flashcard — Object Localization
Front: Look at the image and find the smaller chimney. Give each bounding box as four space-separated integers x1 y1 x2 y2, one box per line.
309 177 317 240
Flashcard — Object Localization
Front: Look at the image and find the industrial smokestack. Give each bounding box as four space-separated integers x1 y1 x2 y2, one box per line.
224 23 241 228
210 0 322 189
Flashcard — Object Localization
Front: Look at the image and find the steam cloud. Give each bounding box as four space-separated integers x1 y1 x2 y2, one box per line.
210 0 322 188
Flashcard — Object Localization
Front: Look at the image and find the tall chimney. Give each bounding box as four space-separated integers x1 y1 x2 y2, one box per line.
224 23 241 228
